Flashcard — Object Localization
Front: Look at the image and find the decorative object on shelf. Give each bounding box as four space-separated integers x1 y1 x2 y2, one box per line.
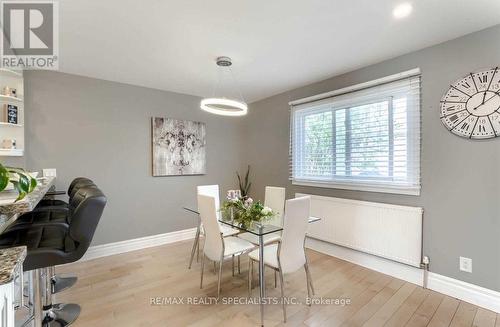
236 165 251 199
200 56 248 116
4 104 18 124
2 139 16 149
152 117 206 176
0 67 24 159
221 197 275 229
2 86 17 97
440 67 500 139
0 163 37 201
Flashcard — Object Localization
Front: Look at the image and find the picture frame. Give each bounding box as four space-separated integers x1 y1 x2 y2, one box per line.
6 104 18 124
151 117 207 176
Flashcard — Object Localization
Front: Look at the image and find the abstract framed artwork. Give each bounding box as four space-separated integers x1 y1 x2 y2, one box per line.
152 117 206 176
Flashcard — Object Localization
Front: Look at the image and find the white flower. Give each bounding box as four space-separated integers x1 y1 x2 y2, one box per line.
244 197 253 207
261 206 272 215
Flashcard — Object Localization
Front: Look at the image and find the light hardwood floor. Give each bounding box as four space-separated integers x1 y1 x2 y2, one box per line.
56 240 499 327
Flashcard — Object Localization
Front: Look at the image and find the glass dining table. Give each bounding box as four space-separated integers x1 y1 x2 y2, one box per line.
183 206 320 326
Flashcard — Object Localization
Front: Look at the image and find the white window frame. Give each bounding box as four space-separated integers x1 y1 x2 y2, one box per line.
289 69 421 196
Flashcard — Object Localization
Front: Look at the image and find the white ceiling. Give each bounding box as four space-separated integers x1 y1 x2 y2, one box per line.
59 0 500 103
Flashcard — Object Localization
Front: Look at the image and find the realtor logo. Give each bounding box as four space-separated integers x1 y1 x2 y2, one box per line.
0 0 58 69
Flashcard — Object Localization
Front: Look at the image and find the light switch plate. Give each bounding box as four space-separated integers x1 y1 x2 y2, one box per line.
42 168 57 177
459 256 472 273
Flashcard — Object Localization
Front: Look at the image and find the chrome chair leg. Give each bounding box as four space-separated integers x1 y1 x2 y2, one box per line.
200 254 205 289
213 261 217 274
304 261 315 296
274 270 277 288
278 269 286 323
217 256 224 300
247 259 253 297
238 255 241 274
232 255 235 277
304 265 311 301
196 236 200 262
189 225 201 269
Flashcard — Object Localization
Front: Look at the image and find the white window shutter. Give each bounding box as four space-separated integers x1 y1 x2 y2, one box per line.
290 71 421 195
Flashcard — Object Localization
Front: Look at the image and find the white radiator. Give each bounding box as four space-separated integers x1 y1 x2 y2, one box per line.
298 193 423 267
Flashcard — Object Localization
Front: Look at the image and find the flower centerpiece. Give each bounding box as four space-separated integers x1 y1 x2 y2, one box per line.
221 192 275 229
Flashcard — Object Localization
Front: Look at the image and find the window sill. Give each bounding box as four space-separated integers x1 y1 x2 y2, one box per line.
291 180 420 196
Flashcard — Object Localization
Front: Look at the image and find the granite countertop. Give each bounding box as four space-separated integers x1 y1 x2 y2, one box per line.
0 176 56 215
0 246 26 285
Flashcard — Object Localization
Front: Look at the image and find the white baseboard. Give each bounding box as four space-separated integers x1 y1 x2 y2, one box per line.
306 237 500 313
427 272 500 313
305 237 424 286
80 227 197 261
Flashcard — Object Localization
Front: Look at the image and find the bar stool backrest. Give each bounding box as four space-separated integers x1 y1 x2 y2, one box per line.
68 179 96 199
67 177 93 196
68 186 107 249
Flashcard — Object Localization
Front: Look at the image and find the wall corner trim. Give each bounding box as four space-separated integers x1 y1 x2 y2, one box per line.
79 228 197 262
306 237 500 313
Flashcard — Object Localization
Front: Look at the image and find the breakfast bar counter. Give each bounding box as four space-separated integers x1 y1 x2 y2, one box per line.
0 246 26 285
0 176 56 233
0 246 26 327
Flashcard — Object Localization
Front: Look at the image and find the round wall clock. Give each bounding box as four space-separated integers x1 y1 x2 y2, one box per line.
440 67 500 139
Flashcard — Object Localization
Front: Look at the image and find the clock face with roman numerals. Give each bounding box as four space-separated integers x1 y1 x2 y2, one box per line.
440 67 500 139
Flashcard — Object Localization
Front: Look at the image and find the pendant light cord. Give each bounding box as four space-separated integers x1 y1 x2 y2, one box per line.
211 65 222 98
210 61 246 103
229 66 246 103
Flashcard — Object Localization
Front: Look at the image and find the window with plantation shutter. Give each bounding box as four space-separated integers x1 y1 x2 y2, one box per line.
290 69 421 195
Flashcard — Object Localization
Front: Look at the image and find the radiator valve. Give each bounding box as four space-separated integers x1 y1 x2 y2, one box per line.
421 255 430 289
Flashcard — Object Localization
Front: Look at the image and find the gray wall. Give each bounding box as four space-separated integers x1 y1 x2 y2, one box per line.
20 24 500 291
24 71 246 245
243 25 500 291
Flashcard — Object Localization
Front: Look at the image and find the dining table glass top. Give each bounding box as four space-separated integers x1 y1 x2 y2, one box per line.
183 206 320 236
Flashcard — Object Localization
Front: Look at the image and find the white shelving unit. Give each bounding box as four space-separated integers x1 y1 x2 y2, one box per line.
0 149 23 156
0 69 22 78
0 69 24 157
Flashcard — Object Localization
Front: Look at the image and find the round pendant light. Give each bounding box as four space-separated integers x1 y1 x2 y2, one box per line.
200 57 248 116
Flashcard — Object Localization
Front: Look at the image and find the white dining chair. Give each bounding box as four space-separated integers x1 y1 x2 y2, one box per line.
238 186 286 245
188 185 240 269
247 196 314 323
198 194 255 299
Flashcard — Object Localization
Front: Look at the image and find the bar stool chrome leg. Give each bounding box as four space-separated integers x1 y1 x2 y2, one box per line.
51 275 78 294
34 269 42 327
48 266 78 294
40 267 80 327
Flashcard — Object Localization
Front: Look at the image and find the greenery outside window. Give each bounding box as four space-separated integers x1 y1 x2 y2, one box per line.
290 72 421 195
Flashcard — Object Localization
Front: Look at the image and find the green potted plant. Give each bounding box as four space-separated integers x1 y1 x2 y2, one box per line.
0 163 37 201
236 165 251 199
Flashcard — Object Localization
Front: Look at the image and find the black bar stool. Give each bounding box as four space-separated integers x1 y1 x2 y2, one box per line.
35 177 94 210
6 178 98 294
0 186 107 327
9 178 96 229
